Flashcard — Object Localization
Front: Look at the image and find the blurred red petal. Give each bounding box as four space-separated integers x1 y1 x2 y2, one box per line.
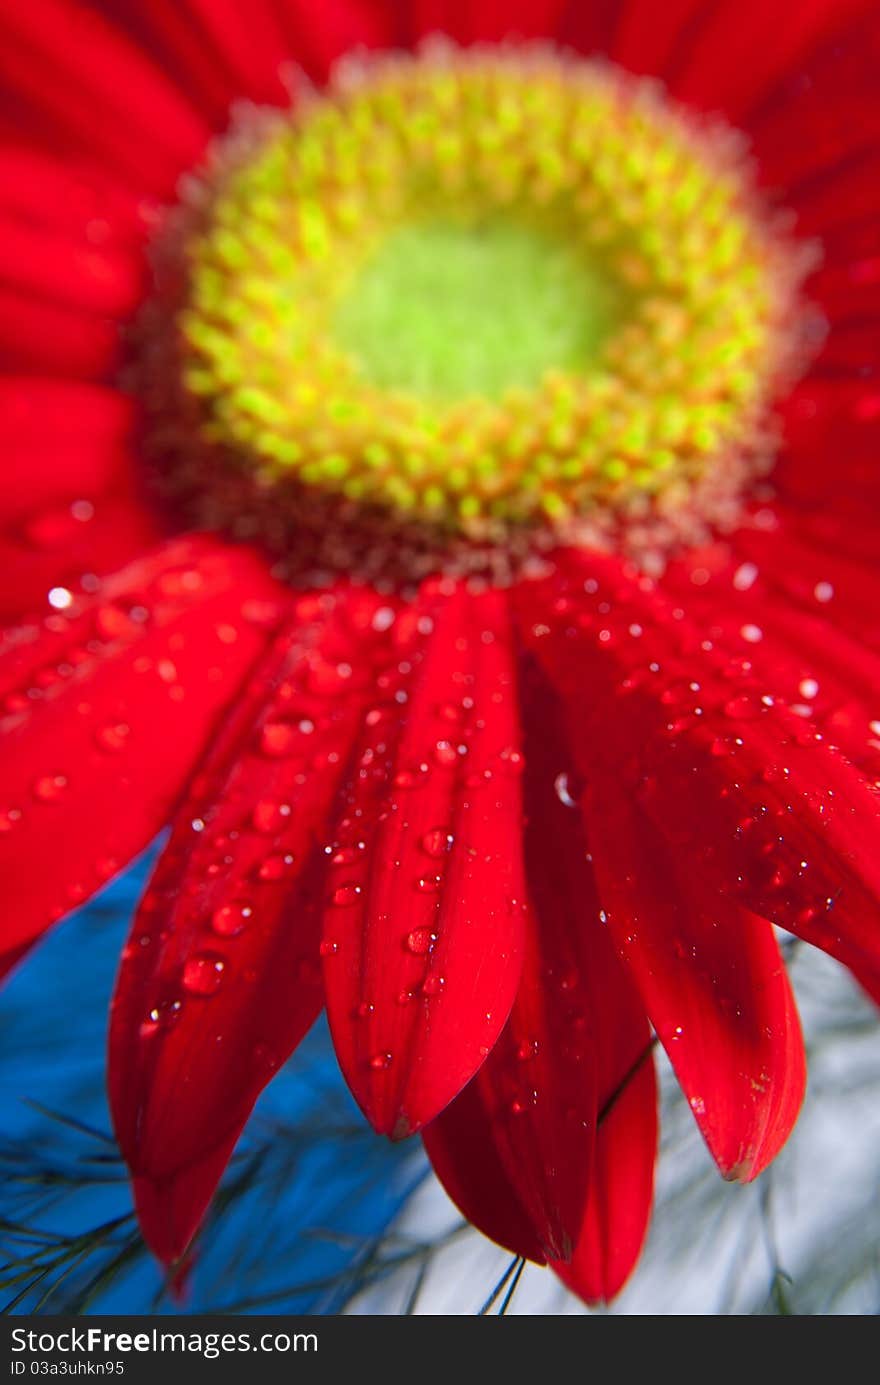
0 380 139 524
275 0 400 79
0 495 160 623
0 283 123 378
0 212 144 318
668 0 872 119
0 0 208 195
0 143 152 242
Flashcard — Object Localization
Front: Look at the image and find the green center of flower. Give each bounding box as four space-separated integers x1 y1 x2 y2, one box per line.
331 219 620 399
148 46 807 575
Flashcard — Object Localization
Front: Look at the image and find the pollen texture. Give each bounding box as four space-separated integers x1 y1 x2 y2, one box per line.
145 45 810 578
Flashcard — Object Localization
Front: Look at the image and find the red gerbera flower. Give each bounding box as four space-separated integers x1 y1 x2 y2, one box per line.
2 0 879 1306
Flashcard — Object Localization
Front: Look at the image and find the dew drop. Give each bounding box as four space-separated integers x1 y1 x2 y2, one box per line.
371 606 395 632
330 845 360 866
369 1051 392 1070
433 739 459 767
421 827 454 857
47 586 74 611
260 722 298 757
33 773 68 802
182 953 226 996
211 903 252 937
406 927 437 955
415 874 442 894
724 694 759 721
732 563 758 592
95 722 130 753
95 604 138 640
331 883 362 906
257 852 295 880
554 772 577 809
499 747 525 773
252 799 292 833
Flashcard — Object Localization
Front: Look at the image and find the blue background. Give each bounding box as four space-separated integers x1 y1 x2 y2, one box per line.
0 849 428 1314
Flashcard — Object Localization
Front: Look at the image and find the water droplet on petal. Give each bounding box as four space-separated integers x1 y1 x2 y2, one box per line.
257 852 295 880
331 883 362 906
433 739 459 767
415 874 442 893
95 722 130 753
182 953 226 996
33 774 68 802
260 721 298 756
554 772 577 808
211 903 252 936
406 927 437 955
421 827 454 857
252 799 292 833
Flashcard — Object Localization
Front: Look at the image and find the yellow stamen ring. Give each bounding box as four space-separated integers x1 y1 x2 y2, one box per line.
144 44 812 579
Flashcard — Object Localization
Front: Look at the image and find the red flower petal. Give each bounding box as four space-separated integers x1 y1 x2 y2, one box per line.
0 211 144 319
661 524 880 781
322 583 527 1138
0 495 161 624
584 777 805 1180
610 0 708 80
0 380 138 524
0 0 208 195
425 1075 547 1262
275 0 403 78
115 0 293 120
0 535 283 970
404 0 569 45
518 552 880 1004
109 583 393 1264
749 8 880 190
130 1139 239 1272
668 0 871 119
552 1045 657 1305
0 144 152 244
424 667 594 1260
0 283 123 379
425 659 655 1276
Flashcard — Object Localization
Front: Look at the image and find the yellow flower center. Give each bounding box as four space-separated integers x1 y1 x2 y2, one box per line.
146 45 809 579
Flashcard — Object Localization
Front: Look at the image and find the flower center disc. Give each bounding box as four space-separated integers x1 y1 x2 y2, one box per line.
332 219 620 399
147 45 808 579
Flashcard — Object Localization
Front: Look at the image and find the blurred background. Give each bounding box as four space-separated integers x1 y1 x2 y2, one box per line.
1 850 878 1315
